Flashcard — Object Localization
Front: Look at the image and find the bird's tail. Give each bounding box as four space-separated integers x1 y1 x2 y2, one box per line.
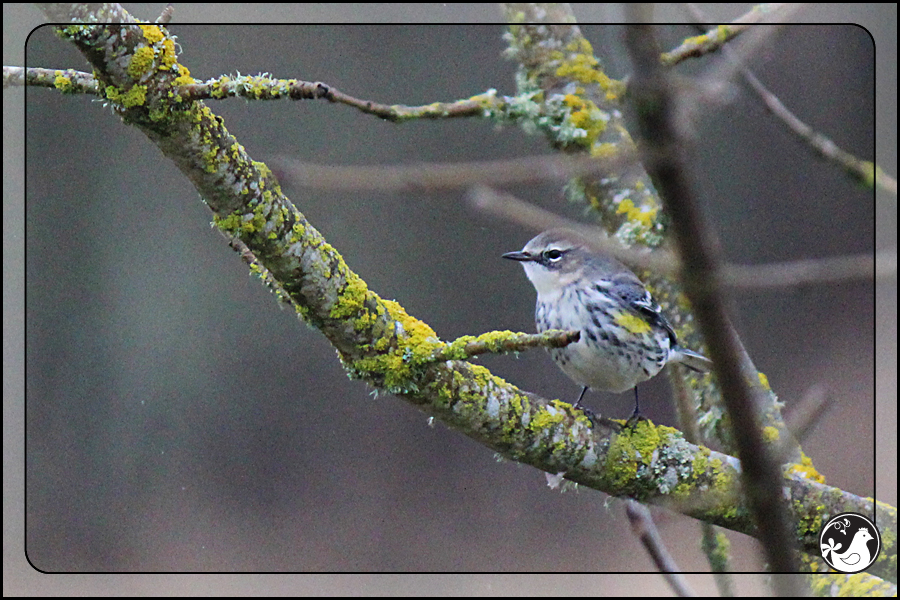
672 347 713 372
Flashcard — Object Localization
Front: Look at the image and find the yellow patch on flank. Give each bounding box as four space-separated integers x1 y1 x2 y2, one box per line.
614 312 651 334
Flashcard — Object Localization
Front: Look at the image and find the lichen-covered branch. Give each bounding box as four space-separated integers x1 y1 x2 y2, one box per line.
3 66 99 93
500 5 656 247
434 329 580 362
175 75 489 120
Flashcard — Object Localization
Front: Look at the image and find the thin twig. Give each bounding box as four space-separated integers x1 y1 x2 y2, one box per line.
273 151 637 192
700 526 734 596
155 3 174 24
625 500 696 597
737 63 892 193
3 66 99 93
691 4 806 97
663 4 790 65
784 384 832 446
724 252 890 288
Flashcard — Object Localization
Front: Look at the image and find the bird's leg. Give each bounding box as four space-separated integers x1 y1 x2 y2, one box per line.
625 387 647 428
573 386 589 409
572 386 597 426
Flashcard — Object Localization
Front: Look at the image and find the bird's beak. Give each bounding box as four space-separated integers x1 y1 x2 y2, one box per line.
502 250 533 262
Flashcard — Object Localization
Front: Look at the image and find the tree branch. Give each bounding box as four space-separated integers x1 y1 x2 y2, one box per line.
623 18 802 584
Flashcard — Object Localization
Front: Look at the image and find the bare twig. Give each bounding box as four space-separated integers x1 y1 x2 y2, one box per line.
469 186 680 276
737 63 892 193
724 251 891 288
625 500 696 597
273 151 637 192
692 4 806 96
784 384 832 446
155 3 174 24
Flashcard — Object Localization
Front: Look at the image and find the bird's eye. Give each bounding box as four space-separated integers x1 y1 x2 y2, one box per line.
544 249 564 262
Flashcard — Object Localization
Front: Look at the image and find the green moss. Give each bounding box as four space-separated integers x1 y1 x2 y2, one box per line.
691 445 711 480
213 212 242 233
530 403 567 430
448 364 504 418
441 330 542 361
440 335 477 360
474 331 514 353
807 572 894 597
500 392 531 439
793 498 823 539
715 25 733 43
239 208 267 234
702 529 731 570
353 352 413 391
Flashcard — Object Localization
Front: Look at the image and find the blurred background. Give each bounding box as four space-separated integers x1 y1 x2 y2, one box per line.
6 3 895 596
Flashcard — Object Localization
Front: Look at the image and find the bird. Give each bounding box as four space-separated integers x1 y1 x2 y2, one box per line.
503 228 711 417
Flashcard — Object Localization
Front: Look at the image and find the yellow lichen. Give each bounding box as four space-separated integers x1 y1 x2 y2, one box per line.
105 84 147 108
53 74 73 92
529 403 567 431
159 38 177 70
786 452 826 484
616 198 659 228
172 64 194 87
127 45 156 79
329 273 369 320
138 24 164 44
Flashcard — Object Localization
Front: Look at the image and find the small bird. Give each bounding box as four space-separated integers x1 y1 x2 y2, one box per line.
503 228 711 417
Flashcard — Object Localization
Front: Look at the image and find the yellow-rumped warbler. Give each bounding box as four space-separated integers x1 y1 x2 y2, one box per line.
503 228 711 416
